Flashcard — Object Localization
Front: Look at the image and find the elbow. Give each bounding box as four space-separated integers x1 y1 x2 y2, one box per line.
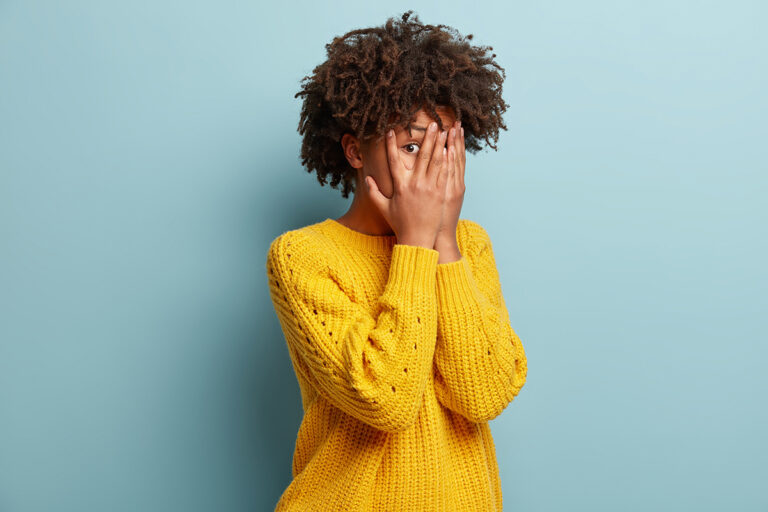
434 340 528 424
377 397 424 433
440 378 526 424
346 357 427 433
315 382 422 433
459 399 509 424
364 388 424 433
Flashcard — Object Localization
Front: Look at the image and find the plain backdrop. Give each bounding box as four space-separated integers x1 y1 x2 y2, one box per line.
1 1 766 511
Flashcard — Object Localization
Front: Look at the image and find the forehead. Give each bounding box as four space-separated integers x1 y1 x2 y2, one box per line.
405 106 456 133
413 106 455 123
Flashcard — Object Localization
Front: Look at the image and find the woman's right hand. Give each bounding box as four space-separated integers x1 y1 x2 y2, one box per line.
365 122 450 249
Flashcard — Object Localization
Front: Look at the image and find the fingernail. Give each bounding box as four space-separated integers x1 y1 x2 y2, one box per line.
388 129 394 138
461 127 464 136
428 122 437 132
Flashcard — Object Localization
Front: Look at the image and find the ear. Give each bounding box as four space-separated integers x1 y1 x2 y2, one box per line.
341 133 364 169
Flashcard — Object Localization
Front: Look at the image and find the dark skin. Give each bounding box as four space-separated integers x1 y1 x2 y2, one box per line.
338 106 467 264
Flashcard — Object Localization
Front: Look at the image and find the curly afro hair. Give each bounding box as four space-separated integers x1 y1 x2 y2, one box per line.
294 10 509 198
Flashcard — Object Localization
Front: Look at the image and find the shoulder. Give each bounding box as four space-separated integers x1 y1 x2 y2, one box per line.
458 218 490 239
266 222 339 284
457 218 493 256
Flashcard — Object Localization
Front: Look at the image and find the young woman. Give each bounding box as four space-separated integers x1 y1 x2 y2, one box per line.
266 11 528 511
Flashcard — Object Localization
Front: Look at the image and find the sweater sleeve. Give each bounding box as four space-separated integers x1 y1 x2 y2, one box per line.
266 231 440 433
432 221 528 422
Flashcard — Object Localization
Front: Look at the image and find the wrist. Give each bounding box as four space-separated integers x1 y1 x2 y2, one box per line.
434 235 461 264
397 235 437 250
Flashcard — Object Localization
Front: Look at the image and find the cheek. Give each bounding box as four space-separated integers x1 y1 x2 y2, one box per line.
399 152 417 170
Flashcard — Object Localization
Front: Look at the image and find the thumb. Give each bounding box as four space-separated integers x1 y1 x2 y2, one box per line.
365 176 387 213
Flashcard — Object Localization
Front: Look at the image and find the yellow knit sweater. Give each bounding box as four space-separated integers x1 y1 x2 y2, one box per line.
265 217 527 511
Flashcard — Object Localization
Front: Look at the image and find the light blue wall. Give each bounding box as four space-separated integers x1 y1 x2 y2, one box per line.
1 1 766 510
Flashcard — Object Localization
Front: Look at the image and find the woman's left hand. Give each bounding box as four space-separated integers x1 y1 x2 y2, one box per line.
434 120 466 251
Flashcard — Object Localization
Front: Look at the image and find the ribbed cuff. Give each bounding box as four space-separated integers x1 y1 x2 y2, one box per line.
387 243 439 294
435 256 480 310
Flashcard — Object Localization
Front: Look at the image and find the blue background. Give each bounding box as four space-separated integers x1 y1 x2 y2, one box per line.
1 1 766 510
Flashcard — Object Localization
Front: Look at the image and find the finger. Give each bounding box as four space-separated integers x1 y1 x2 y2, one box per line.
426 129 448 183
384 129 405 188
447 125 457 165
456 121 466 184
459 124 466 183
446 126 456 183
414 121 438 180
454 146 462 188
447 143 456 191
365 175 388 213
436 145 449 192
451 124 461 183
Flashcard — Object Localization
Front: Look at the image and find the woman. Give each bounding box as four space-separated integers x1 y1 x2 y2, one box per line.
266 10 528 510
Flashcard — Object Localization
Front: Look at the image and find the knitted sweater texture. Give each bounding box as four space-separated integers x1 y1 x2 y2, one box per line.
265 217 527 511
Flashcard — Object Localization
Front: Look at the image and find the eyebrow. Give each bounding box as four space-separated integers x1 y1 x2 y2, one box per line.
407 124 427 137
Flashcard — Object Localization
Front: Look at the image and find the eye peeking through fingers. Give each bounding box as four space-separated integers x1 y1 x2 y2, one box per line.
402 143 420 154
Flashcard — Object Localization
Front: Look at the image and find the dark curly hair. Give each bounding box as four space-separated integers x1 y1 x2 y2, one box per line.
294 10 509 198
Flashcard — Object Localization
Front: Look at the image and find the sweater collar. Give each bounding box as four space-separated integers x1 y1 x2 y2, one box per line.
320 218 398 253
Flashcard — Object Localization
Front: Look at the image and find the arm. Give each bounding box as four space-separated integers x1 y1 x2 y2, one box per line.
266 231 440 432
432 221 528 422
